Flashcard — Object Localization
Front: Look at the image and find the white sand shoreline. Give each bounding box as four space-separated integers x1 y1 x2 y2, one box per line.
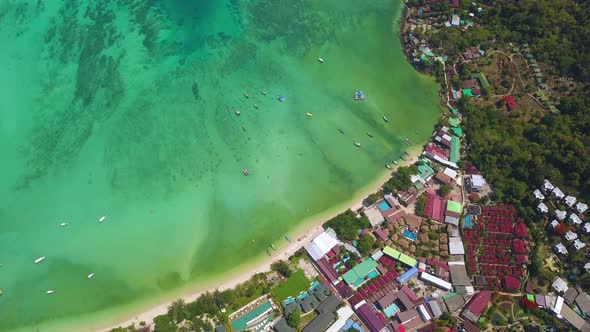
101 146 423 331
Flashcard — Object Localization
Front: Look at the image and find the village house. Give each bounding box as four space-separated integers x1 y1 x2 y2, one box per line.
577 202 588 214
533 189 545 201
552 187 565 200
552 277 569 294
537 202 549 214
554 243 569 256
555 210 567 221
564 231 578 242
573 239 586 251
569 213 583 226
465 174 485 192
565 195 577 208
583 223 590 234
543 179 555 192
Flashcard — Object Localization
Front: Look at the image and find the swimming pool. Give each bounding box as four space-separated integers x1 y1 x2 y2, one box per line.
465 215 472 229
384 303 400 317
403 230 417 241
378 200 392 212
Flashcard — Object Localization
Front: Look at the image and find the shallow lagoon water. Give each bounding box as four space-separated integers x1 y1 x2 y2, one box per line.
0 0 440 330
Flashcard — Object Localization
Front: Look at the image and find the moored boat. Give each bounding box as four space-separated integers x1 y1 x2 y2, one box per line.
243 169 249 176
87 273 95 279
318 57 324 63
367 132 373 137
99 216 107 223
393 160 398 165
277 95 286 102
386 164 392 170
383 116 389 123
354 142 361 147
306 112 313 117
338 128 344 134
266 249 271 256
285 235 291 242
354 91 365 100
242 125 247 132
46 290 55 295
400 155 406 161
261 91 267 95
404 151 409 156
60 222 68 227
244 93 249 99
253 104 258 109
270 243 276 250
34 256 45 264
235 110 241 116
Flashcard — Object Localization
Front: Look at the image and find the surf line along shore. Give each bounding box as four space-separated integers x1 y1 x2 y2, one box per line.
101 146 423 332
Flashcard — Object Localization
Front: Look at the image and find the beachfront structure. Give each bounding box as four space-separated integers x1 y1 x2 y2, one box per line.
420 272 452 291
554 243 569 256
565 195 577 208
552 187 565 200
569 213 583 226
543 179 555 192
577 202 588 214
533 189 545 201
552 277 569 294
364 206 385 229
305 230 339 261
537 202 549 214
466 174 485 192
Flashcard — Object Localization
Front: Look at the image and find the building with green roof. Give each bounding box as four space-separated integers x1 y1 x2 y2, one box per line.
382 246 417 267
446 200 463 214
450 136 460 163
450 127 462 137
462 89 475 97
342 258 378 286
448 117 461 127
418 162 435 181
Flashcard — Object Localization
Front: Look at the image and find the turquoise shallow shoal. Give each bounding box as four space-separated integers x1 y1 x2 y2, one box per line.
0 0 440 330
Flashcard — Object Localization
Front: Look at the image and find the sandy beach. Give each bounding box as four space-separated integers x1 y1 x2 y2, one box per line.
102 146 424 331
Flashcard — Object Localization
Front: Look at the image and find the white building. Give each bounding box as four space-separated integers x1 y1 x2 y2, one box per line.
554 243 569 255
443 167 458 180
533 189 545 201
569 213 583 226
584 262 590 273
305 231 340 261
537 202 549 214
325 306 354 332
583 223 590 234
577 202 588 214
552 187 565 200
543 179 555 192
420 272 452 291
574 239 587 251
555 210 567 221
467 175 486 192
363 206 385 228
552 277 569 294
449 237 465 255
549 220 560 230
565 231 579 241
565 195 577 208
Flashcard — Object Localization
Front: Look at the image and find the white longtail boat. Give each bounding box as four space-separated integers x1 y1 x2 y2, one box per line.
46 290 55 295
34 256 45 264
98 216 107 223
87 273 95 279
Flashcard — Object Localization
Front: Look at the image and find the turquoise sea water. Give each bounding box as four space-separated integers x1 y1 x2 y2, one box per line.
0 0 440 330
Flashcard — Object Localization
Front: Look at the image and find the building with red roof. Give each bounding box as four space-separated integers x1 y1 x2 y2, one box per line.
461 291 492 323
514 222 529 238
503 275 521 291
513 239 527 254
374 229 389 242
503 95 517 111
424 189 446 222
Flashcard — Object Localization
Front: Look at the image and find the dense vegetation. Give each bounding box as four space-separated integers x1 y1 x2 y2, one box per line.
462 90 590 203
383 165 418 193
415 0 590 81
324 209 371 241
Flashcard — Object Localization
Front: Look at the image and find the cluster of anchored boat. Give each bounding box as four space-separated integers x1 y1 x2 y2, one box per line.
27 215 108 295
